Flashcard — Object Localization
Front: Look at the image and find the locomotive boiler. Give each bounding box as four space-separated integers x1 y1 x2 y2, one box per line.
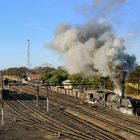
85 90 140 116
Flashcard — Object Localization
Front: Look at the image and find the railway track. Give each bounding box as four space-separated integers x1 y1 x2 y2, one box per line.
14 85 140 138
35 95 140 138
4 94 96 140
9 86 121 140
45 91 140 138
10 85 127 140
22 84 140 126
41 86 140 124
22 92 124 140
4 97 69 132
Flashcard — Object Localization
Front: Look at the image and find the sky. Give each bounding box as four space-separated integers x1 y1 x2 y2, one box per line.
0 0 140 70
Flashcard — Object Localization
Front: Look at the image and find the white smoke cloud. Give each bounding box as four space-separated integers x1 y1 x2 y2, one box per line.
44 0 136 96
45 21 136 96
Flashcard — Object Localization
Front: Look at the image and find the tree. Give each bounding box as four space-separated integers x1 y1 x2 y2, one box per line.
68 74 83 83
126 65 140 94
3 67 28 76
40 73 52 83
49 74 66 85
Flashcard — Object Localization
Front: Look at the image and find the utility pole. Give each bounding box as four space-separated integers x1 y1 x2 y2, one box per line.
46 85 49 112
82 87 86 104
1 73 4 125
36 84 39 107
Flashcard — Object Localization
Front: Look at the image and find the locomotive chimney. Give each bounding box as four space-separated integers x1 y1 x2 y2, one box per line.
121 71 127 98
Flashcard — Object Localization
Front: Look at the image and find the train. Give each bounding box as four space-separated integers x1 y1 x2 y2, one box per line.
2 76 140 116
85 90 140 116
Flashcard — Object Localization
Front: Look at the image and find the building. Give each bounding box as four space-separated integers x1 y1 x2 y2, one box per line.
62 79 73 89
27 73 41 82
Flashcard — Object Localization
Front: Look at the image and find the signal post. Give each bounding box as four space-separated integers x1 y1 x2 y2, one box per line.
1 73 4 125
46 84 49 112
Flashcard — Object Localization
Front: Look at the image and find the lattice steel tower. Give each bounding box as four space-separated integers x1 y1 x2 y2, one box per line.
27 40 31 69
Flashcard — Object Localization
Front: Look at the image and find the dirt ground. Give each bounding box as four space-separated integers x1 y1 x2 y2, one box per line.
0 118 72 140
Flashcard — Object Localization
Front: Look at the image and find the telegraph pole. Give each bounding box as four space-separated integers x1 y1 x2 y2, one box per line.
36 84 39 107
46 85 49 112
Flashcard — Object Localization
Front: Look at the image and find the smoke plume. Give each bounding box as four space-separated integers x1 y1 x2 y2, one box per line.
45 0 136 96
76 0 128 18
45 21 136 96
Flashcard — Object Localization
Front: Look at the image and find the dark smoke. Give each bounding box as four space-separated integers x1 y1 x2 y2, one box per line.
45 21 136 96
45 0 136 96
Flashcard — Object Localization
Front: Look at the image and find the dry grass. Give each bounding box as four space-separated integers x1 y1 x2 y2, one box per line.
125 84 140 99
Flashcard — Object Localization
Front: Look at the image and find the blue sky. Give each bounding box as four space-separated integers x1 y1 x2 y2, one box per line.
0 0 140 70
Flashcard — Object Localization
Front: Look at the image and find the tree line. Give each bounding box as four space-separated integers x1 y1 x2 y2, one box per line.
2 65 140 94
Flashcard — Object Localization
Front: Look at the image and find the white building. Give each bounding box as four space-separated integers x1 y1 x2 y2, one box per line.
62 79 73 89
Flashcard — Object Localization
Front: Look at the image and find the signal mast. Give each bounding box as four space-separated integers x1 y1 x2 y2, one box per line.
27 39 31 70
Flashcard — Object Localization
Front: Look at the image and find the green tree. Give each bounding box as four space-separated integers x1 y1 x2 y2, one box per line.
41 73 52 83
49 74 66 84
68 74 83 83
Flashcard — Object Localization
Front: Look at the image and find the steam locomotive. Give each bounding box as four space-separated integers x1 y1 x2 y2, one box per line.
86 90 140 116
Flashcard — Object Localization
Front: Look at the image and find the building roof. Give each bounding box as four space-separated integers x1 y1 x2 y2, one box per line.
29 74 40 79
62 79 72 84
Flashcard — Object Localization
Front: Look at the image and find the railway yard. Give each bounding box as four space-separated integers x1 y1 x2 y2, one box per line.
1 0 140 139
0 84 140 140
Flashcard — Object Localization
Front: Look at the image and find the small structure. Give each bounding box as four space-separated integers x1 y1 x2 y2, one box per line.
27 73 41 82
62 79 73 89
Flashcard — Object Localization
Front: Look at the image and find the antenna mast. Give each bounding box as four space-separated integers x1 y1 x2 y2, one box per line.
27 40 31 70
